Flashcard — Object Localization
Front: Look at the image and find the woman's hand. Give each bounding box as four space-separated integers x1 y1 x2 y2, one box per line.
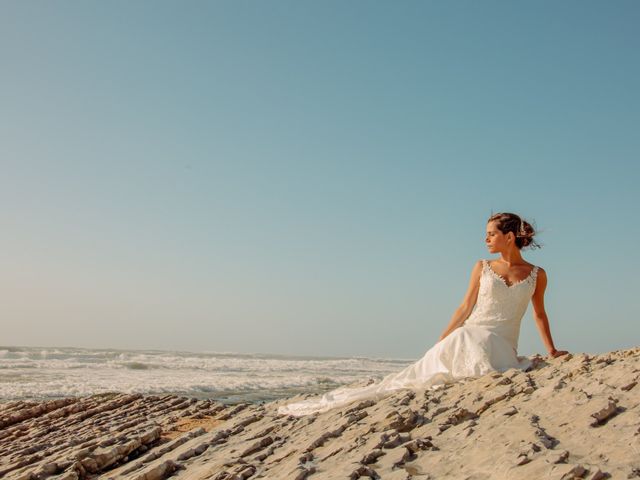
549 348 569 358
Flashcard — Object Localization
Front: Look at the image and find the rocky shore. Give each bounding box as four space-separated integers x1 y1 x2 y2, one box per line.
1 347 639 480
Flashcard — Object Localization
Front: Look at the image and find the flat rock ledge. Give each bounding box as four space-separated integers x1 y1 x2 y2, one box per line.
2 346 639 480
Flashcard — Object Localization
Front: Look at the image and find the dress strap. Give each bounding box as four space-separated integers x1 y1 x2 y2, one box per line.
480 259 490 277
531 264 540 280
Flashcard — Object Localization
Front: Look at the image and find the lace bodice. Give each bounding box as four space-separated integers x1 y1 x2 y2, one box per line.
464 259 539 352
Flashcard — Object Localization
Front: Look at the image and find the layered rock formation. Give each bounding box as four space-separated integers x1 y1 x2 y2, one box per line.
1 348 638 479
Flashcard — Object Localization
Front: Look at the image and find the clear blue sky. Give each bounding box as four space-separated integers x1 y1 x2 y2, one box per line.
2 1 638 359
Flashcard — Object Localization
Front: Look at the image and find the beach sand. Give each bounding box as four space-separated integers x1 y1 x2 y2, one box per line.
1 347 638 479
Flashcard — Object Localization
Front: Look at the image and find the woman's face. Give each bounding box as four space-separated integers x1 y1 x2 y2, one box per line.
485 220 512 253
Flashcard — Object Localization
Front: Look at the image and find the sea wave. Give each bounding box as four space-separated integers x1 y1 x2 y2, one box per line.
0 345 412 403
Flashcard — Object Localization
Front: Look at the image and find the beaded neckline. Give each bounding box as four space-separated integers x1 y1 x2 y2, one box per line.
483 259 538 288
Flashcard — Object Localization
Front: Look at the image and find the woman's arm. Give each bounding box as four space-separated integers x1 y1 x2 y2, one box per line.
531 268 568 358
438 260 483 342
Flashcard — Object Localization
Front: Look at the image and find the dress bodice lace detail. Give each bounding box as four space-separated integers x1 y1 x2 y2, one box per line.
483 259 539 288
464 260 539 352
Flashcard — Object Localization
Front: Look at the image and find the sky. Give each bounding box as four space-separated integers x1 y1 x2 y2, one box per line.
1 1 639 359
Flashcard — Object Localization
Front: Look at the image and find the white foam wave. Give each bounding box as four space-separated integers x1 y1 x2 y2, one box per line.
0 346 412 402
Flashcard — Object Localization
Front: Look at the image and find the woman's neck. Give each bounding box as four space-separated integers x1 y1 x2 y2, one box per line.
497 250 525 266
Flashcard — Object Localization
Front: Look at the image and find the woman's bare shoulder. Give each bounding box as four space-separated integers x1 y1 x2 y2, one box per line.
511 259 540 271
534 265 547 285
469 260 484 278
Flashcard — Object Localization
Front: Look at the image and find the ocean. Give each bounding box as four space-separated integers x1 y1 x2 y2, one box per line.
0 346 413 404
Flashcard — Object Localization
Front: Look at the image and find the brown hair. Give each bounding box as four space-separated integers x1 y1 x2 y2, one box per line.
487 212 542 250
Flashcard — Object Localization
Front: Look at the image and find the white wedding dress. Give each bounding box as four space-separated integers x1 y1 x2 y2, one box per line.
278 259 539 417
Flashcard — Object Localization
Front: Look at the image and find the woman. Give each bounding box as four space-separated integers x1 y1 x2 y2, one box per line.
278 212 568 417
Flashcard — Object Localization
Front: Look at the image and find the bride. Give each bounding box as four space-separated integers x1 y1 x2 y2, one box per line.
277 212 569 417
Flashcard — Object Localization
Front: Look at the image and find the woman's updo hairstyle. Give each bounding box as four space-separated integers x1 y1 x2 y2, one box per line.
488 212 542 250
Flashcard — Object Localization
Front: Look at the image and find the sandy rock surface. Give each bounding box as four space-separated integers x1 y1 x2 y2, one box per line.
2 347 639 479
